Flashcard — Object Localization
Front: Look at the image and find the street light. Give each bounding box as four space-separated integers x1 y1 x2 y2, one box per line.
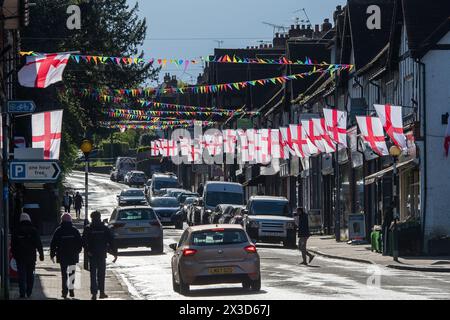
80 139 93 270
389 145 402 262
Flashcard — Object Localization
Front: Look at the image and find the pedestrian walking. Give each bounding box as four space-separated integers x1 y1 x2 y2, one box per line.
11 213 44 299
297 208 315 265
197 183 204 196
63 192 73 213
74 192 84 220
82 211 118 300
50 213 83 299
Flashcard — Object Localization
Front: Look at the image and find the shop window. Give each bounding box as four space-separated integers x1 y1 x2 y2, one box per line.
400 168 420 221
354 167 364 214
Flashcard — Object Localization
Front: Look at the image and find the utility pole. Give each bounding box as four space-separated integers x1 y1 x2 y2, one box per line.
1 100 10 300
334 72 341 242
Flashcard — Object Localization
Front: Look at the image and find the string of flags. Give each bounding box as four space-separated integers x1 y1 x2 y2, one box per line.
104 107 258 118
135 105 409 162
20 51 353 70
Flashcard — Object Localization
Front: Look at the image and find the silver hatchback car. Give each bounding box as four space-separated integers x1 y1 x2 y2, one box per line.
170 225 261 295
108 206 164 253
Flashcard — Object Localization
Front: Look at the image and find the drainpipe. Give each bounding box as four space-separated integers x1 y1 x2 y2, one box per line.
416 59 427 253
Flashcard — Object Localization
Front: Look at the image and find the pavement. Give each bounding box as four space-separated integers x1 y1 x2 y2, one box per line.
9 213 132 301
308 236 450 273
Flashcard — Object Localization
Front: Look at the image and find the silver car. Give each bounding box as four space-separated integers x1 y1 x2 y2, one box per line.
170 225 261 295
108 206 164 253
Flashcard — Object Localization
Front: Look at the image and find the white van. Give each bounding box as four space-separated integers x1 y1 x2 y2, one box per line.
111 157 137 182
149 173 180 199
198 182 244 225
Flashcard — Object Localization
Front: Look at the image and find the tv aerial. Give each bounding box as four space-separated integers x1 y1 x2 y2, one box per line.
293 8 312 28
262 21 288 37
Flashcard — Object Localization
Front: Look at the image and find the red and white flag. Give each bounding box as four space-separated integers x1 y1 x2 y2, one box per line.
255 129 271 164
236 129 249 163
356 116 389 156
158 139 178 157
279 127 295 158
32 110 63 160
204 132 223 156
223 129 237 154
150 140 160 156
324 108 347 148
268 129 283 159
445 120 450 158
374 104 407 149
18 54 70 88
289 124 317 158
178 137 191 157
314 118 336 153
246 129 257 162
188 137 203 162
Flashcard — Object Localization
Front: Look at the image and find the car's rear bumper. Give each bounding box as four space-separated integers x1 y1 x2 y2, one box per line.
114 236 162 249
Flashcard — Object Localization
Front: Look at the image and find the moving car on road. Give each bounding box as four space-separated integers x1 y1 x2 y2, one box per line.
218 205 245 224
199 182 244 225
186 198 202 226
242 196 296 248
110 157 137 182
117 189 147 206
126 171 146 187
170 225 261 295
173 196 197 230
149 173 180 199
144 179 152 195
150 196 180 226
108 206 163 253
177 192 199 205
164 188 188 200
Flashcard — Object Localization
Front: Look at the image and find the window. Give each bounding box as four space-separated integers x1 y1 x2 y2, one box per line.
191 230 248 246
178 230 189 247
117 209 156 221
250 201 290 216
151 198 179 207
154 180 179 190
205 192 244 207
400 169 420 220
121 190 145 197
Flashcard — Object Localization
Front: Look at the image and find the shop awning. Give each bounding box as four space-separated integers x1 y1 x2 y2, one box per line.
364 159 418 185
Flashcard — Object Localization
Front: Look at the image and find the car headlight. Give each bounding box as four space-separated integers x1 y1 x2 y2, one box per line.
286 222 296 229
205 209 212 215
249 220 259 228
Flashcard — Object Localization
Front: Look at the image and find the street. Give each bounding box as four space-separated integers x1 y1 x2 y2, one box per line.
66 172 450 300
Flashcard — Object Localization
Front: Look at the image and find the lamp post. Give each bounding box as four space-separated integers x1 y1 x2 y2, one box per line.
389 145 402 262
80 139 93 270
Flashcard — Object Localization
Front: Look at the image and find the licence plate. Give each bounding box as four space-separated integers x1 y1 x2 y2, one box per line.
208 267 233 274
161 217 171 222
130 227 145 233
262 232 282 237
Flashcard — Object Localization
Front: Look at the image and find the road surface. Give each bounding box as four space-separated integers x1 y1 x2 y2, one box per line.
66 171 450 300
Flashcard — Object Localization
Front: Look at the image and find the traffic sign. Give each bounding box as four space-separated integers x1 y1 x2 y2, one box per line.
9 160 61 183
7 101 37 113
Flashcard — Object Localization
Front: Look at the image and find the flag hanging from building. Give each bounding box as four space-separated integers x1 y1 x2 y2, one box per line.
223 129 237 154
18 53 71 88
289 124 318 158
445 119 450 158
255 129 271 164
150 140 160 156
356 116 389 156
32 110 63 160
236 129 249 163
374 104 407 149
302 119 336 154
204 132 223 156
323 108 348 147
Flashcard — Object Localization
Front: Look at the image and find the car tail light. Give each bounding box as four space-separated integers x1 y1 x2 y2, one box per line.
244 245 257 253
112 223 126 229
210 228 225 232
183 248 197 257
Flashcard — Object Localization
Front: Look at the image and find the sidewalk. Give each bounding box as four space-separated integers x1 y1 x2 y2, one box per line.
308 236 450 273
10 212 132 300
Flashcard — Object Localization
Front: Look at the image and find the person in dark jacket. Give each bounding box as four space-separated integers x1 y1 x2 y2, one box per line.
297 208 315 265
63 192 73 213
50 213 82 299
197 183 204 196
82 211 117 300
11 213 44 299
74 192 84 220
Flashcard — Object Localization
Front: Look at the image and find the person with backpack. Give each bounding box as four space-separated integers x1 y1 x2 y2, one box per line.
50 213 83 299
82 211 118 300
11 212 44 299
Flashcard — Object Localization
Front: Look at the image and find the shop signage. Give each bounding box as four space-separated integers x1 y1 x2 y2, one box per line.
348 214 366 240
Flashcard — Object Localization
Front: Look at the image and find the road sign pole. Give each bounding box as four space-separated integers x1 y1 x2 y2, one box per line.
83 158 89 271
1 107 10 300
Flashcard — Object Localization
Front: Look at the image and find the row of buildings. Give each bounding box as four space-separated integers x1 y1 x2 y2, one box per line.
159 0 450 256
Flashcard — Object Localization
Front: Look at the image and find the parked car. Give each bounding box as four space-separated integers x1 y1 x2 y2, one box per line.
117 189 147 206
209 204 239 224
230 206 246 226
164 188 189 200
199 182 245 225
218 205 245 224
186 198 202 226
242 196 296 248
144 179 152 195
108 206 163 253
149 173 180 199
177 192 199 204
123 171 133 185
110 157 137 182
170 225 261 295
173 196 197 230
150 197 181 226
127 171 146 187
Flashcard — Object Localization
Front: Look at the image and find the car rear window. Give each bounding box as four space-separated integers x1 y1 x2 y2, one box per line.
191 230 248 246
117 209 156 221
122 190 145 197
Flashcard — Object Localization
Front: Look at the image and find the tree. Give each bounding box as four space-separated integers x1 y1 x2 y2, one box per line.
139 132 158 146
18 0 158 174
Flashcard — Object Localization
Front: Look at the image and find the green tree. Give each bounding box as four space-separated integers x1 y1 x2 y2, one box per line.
19 0 158 174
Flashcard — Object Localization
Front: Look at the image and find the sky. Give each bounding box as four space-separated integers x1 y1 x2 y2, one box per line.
128 0 345 85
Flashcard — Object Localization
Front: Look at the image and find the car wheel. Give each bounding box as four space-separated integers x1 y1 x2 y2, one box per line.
250 277 261 292
179 269 190 296
175 221 183 230
172 273 180 293
152 239 164 254
242 280 251 290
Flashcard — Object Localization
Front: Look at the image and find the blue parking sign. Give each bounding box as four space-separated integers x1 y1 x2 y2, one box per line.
11 163 26 178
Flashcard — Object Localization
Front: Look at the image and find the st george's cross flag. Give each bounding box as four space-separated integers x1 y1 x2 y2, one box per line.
323 108 348 148
289 124 318 158
222 129 237 154
374 104 407 149
32 110 63 160
356 116 389 156
18 54 71 88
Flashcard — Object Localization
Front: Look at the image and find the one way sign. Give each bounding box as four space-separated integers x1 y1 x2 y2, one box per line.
9 161 61 183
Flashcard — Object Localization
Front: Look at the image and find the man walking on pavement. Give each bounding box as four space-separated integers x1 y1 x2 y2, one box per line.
74 192 84 220
63 191 73 213
11 212 44 299
297 208 315 265
50 213 83 299
82 211 118 300
197 183 204 196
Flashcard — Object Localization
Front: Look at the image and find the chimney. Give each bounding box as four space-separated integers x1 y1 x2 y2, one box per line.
302 24 306 30
322 18 332 33
315 24 320 33
333 5 343 24
296 24 300 30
